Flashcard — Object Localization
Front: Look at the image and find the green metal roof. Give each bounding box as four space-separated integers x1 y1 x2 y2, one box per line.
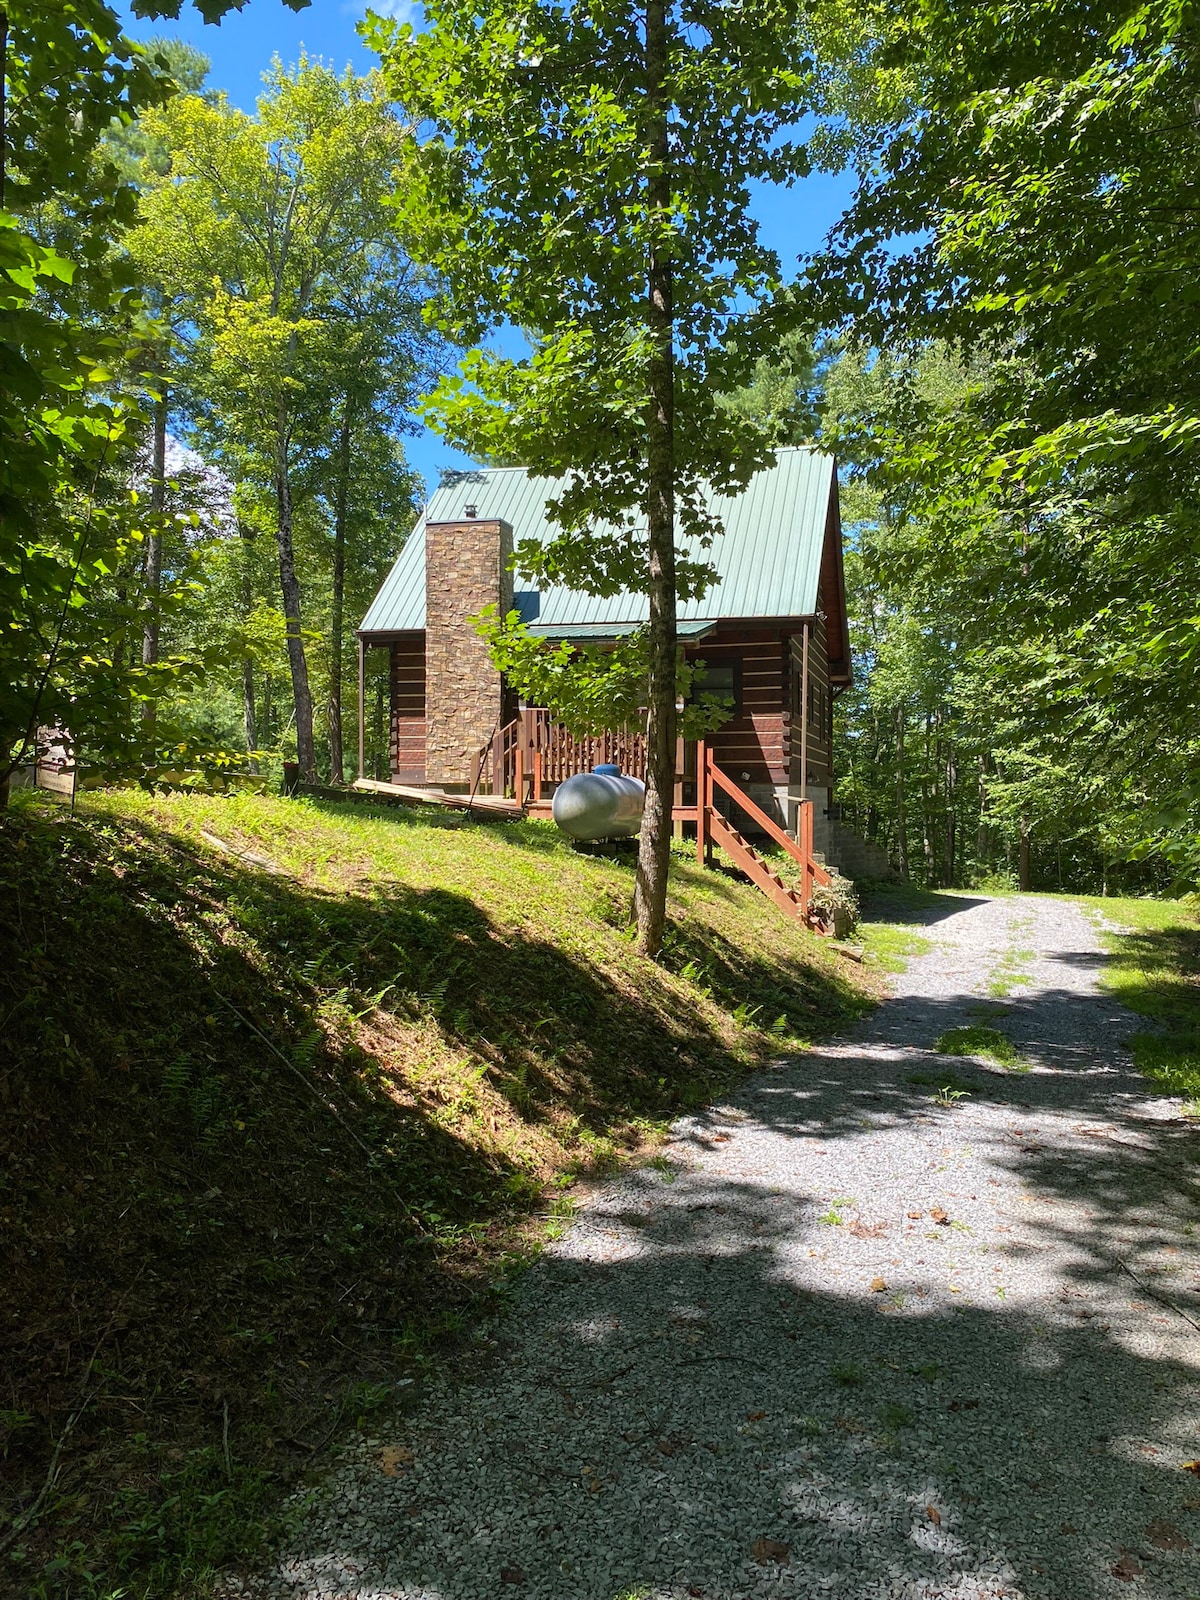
358 446 835 638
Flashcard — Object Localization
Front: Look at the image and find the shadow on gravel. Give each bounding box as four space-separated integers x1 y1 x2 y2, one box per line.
266 1162 1200 1600
859 884 991 927
253 899 1200 1600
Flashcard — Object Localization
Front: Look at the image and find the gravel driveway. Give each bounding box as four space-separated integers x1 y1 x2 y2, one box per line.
239 892 1200 1600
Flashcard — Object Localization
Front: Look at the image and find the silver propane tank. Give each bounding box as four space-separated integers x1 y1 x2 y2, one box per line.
551 763 646 841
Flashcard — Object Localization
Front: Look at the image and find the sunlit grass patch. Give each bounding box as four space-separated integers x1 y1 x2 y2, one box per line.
859 922 934 974
934 1024 1030 1071
1085 893 1200 1111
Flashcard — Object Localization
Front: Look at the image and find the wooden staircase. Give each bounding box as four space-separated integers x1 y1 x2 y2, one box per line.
697 740 833 932
466 720 834 932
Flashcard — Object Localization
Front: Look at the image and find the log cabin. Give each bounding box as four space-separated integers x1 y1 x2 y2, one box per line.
356 446 852 854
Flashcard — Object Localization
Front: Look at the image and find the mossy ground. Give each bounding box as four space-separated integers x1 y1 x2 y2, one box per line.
0 788 876 1598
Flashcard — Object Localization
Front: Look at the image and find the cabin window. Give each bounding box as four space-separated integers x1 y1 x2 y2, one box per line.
691 659 740 716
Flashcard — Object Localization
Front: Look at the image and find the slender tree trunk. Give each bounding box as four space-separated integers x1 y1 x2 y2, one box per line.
895 709 908 878
239 526 258 773
1019 817 1032 892
328 396 353 784
634 0 676 959
141 383 168 731
944 744 956 885
274 406 316 779
243 657 258 770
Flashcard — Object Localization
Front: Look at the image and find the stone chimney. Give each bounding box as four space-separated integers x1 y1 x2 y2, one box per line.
423 515 513 788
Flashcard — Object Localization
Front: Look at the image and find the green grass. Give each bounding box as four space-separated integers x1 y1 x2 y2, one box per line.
858 921 934 973
984 929 1036 994
0 787 876 1597
934 1024 1030 1071
1085 893 1200 1111
853 883 977 973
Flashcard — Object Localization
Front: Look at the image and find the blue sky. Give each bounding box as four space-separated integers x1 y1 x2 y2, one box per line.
121 0 857 496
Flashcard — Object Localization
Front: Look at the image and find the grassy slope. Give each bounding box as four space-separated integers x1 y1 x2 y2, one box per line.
0 789 878 1599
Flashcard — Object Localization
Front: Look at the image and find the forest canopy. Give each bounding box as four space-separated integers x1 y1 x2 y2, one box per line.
2 0 1197 897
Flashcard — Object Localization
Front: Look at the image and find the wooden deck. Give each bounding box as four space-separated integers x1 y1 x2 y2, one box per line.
351 778 524 816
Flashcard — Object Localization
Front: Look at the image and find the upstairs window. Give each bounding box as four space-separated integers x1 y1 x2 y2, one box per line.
691 659 740 717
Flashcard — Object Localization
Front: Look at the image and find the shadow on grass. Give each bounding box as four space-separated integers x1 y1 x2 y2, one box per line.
0 798 863 1598
249 887 1200 1600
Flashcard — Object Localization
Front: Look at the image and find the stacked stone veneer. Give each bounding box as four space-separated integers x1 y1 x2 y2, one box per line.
423 517 513 788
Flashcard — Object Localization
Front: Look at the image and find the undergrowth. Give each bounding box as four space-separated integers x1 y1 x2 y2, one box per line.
0 788 875 1598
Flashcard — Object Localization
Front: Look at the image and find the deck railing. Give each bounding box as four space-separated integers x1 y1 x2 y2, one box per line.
472 709 650 802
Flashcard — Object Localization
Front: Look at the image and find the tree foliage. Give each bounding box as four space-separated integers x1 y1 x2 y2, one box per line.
373 0 824 951
128 58 442 781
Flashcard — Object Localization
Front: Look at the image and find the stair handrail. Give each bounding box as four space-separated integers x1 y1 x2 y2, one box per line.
706 755 829 885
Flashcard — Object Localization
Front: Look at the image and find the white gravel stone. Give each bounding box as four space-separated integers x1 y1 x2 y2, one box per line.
228 893 1200 1599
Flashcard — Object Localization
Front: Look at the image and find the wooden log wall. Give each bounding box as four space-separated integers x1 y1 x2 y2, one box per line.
693 634 788 785
389 636 427 783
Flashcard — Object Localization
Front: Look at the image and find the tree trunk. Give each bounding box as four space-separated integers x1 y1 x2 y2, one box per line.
1019 818 1032 892
634 0 676 959
944 744 956 885
240 528 258 772
328 396 353 784
243 656 257 772
274 406 317 779
895 709 908 878
141 383 168 730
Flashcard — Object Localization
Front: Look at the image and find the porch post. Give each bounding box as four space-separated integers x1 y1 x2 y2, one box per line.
357 636 366 782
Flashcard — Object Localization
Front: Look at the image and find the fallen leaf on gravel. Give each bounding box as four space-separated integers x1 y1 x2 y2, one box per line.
930 1207 950 1225
1147 1519 1191 1551
850 1219 889 1238
1061 1523 1078 1535
500 1566 526 1585
1183 1460 1200 1474
907 1210 923 1219
378 1446 414 1476
711 1134 732 1143
656 1438 679 1456
750 1538 791 1565
870 1277 888 1293
1112 1552 1143 1580
746 1411 767 1421
926 1505 942 1526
